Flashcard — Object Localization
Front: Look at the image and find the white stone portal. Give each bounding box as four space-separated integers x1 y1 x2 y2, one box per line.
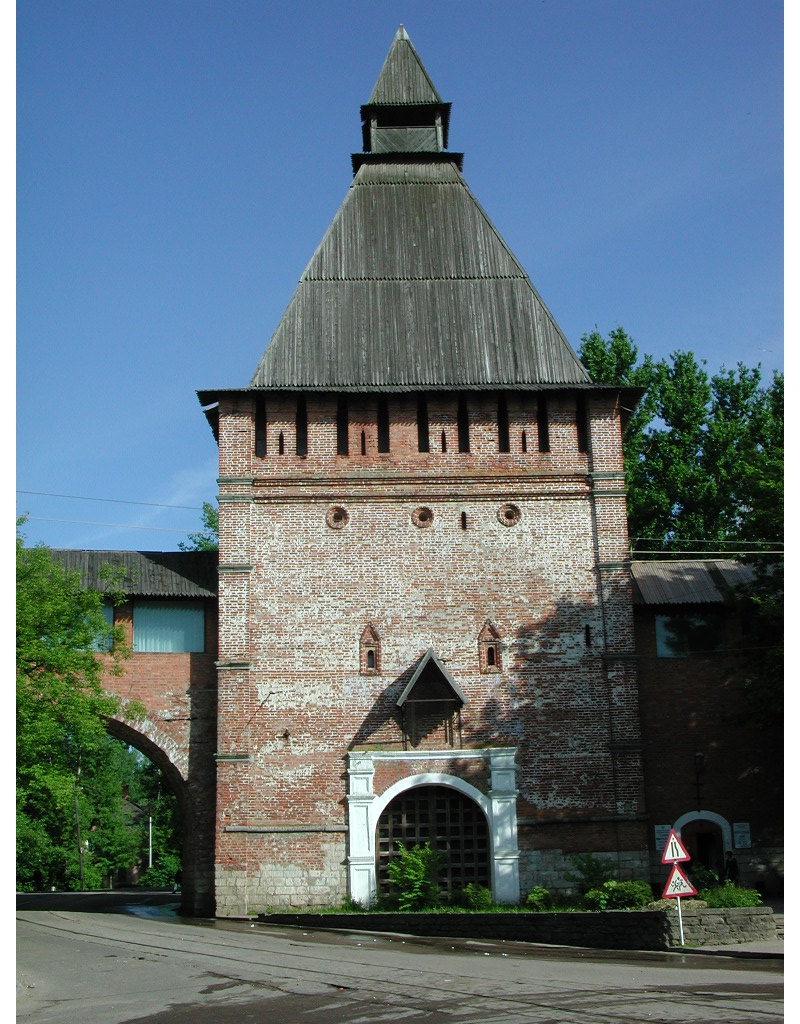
345 748 520 906
673 809 734 854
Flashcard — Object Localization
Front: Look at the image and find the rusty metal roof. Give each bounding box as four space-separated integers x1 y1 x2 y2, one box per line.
245 29 590 394
630 560 755 606
50 549 218 598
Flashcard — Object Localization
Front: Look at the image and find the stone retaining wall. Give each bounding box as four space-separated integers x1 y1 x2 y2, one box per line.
257 906 778 951
668 905 778 947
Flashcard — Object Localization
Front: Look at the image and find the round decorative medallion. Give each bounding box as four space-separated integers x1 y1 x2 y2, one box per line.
411 506 434 528
498 503 521 526
326 506 350 529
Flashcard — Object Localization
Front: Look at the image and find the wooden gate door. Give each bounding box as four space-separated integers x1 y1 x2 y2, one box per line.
376 784 490 900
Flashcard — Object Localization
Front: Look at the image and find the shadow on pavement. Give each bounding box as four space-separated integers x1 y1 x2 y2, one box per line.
16 890 184 917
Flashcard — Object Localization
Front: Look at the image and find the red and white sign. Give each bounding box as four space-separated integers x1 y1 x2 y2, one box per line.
662 864 697 899
661 829 691 864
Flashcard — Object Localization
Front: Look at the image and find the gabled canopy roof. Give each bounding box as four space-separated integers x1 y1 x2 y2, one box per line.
243 27 591 393
397 649 467 708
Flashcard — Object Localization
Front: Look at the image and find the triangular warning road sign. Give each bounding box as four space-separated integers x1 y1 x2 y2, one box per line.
662 864 697 899
661 829 691 864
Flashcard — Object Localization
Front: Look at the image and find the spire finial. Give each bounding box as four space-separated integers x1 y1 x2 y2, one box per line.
395 25 409 41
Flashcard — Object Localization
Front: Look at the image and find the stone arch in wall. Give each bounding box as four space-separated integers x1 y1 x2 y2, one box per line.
674 809 733 879
346 750 519 907
104 713 214 916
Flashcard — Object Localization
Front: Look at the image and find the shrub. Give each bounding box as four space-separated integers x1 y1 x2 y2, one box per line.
605 880 654 909
458 883 494 910
525 886 554 911
565 853 614 895
697 882 762 908
386 842 447 911
688 864 720 890
582 879 654 911
139 854 181 889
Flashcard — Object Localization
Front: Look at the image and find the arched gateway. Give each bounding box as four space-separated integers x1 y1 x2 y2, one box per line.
52 549 219 917
346 752 520 907
376 784 490 898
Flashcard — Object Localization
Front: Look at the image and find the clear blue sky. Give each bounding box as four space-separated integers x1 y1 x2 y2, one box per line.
16 1 784 552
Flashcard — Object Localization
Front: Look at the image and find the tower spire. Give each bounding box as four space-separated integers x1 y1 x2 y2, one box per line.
367 26 442 105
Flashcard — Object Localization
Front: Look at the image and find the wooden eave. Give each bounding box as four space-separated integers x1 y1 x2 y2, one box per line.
351 151 463 172
359 101 452 151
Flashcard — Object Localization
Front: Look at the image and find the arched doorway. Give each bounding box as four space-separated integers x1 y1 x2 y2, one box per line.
105 716 213 915
673 810 733 883
376 784 490 900
346 751 520 907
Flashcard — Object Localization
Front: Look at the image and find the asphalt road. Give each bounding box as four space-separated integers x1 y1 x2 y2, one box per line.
17 894 784 1024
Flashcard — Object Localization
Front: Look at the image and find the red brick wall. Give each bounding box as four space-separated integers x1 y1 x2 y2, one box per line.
100 598 218 915
214 390 648 912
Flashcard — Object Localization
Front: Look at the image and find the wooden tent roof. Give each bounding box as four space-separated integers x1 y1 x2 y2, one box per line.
366 25 442 105
202 26 593 403
247 28 588 392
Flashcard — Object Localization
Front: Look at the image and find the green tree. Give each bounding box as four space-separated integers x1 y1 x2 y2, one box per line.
579 328 783 556
16 526 142 889
129 752 184 888
579 328 783 724
179 501 219 552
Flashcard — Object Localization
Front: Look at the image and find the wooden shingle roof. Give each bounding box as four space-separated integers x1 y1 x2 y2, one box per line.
50 549 218 598
245 28 590 393
250 157 589 390
366 25 441 105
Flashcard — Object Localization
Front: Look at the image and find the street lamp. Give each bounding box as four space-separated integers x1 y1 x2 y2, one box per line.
694 751 705 810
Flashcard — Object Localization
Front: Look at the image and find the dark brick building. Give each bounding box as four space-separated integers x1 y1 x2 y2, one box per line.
631 560 782 894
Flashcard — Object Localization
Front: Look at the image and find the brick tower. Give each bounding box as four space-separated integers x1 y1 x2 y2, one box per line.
199 27 647 916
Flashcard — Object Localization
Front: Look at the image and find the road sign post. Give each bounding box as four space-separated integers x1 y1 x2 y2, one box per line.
660 831 696 945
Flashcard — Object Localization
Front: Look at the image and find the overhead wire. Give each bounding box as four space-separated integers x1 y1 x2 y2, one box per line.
16 490 209 535
22 517 195 534
17 490 204 511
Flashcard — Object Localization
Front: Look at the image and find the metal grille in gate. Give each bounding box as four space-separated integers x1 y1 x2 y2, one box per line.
376 784 490 898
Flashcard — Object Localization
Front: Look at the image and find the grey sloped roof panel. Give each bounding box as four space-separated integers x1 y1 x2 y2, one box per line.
306 162 529 280
50 549 218 598
252 278 588 387
250 160 589 389
630 560 754 606
367 27 441 105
